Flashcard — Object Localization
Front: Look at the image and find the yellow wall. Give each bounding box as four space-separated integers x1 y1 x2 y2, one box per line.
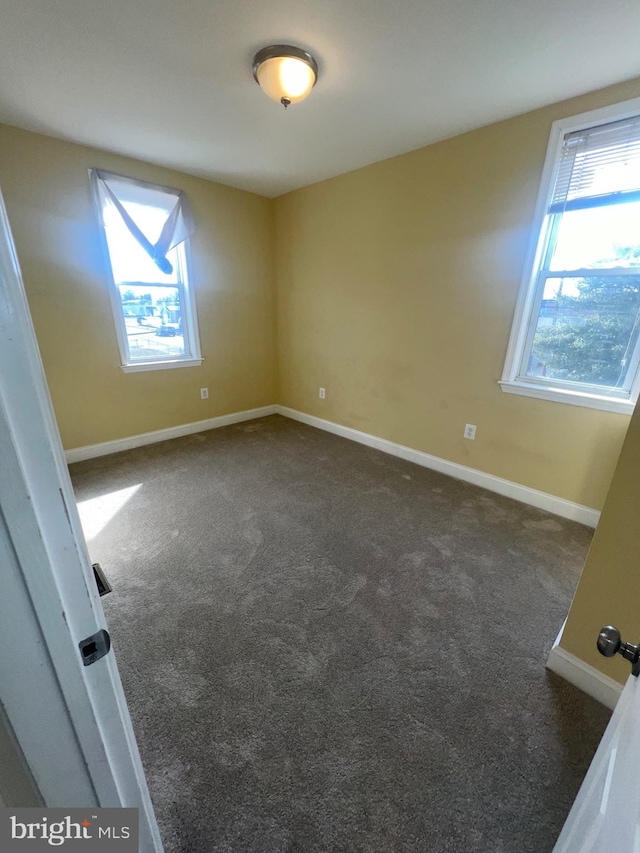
274 77 640 510
560 401 640 685
0 125 277 449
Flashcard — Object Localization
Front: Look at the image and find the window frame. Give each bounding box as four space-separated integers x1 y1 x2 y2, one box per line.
90 170 203 373
500 97 640 415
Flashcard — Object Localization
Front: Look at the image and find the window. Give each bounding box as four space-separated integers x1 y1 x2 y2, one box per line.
90 170 202 372
501 100 640 414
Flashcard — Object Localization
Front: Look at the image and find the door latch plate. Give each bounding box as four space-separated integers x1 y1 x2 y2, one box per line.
79 629 111 666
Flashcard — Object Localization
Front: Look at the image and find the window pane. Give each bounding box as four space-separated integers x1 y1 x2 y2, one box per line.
118 285 187 360
549 202 640 271
525 275 640 388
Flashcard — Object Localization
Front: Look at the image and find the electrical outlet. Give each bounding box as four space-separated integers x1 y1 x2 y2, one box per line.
200 388 209 400
319 387 326 400
464 423 477 440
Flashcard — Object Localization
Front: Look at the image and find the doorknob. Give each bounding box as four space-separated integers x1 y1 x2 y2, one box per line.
597 625 640 677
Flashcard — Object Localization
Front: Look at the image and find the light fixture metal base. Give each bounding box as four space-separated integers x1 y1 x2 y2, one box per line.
252 44 319 86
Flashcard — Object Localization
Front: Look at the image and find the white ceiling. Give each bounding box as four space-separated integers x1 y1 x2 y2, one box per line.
0 0 639 197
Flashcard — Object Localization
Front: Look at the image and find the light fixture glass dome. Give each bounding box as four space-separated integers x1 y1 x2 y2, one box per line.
253 45 318 109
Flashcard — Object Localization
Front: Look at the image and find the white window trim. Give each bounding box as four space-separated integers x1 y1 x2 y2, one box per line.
500 96 640 415
89 171 203 373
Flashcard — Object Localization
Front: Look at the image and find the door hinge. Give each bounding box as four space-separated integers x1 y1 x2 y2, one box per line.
92 562 112 597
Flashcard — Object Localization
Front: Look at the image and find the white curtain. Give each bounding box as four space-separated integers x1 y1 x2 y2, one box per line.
92 169 195 275
554 675 640 852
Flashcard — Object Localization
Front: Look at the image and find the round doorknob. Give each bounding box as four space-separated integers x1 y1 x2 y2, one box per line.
597 625 622 658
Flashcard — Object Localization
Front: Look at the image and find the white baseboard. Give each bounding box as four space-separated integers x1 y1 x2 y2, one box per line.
276 406 601 528
66 403 601 528
65 405 278 464
546 644 623 710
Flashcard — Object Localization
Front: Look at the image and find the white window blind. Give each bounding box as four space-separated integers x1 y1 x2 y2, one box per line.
550 115 640 213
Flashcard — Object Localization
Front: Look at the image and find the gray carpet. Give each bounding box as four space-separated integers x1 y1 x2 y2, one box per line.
70 415 610 853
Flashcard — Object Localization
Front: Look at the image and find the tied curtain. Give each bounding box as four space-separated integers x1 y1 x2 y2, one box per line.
93 169 196 274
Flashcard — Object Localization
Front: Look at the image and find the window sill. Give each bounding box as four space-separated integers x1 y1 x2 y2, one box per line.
498 380 635 415
121 358 203 374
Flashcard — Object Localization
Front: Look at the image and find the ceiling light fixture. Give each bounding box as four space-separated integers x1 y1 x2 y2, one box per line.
252 45 318 110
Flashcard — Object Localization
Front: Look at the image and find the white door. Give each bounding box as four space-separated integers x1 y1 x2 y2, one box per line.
0 190 162 851
554 672 640 851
